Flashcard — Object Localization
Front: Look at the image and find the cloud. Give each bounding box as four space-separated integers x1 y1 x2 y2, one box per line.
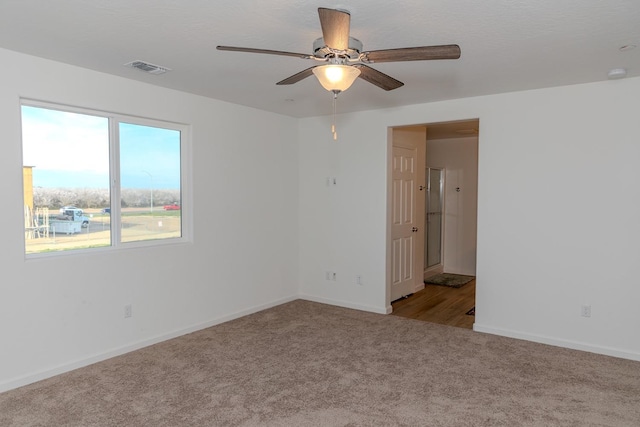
22 107 110 174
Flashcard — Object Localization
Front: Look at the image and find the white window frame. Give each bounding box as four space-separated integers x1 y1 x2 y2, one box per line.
21 99 192 258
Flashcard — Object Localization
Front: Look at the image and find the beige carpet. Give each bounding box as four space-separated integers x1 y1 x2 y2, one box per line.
1 300 639 426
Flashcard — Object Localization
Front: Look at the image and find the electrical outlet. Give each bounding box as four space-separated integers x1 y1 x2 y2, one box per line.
331 272 337 281
581 305 591 318
356 275 363 285
124 304 132 318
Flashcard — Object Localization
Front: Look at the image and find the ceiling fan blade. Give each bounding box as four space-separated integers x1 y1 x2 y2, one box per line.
276 67 317 85
217 45 310 59
353 64 404 91
364 45 461 63
318 8 351 51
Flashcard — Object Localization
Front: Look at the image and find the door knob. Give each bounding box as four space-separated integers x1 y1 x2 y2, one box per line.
412 227 418 232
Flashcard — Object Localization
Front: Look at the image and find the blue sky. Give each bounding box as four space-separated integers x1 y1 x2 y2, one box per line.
22 106 181 189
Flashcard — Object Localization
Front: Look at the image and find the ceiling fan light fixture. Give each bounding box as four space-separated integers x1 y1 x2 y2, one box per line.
312 64 361 92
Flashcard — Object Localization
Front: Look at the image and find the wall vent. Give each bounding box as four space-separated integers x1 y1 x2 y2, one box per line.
124 60 171 75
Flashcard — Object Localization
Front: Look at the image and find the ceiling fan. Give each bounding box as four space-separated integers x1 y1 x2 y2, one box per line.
216 7 461 93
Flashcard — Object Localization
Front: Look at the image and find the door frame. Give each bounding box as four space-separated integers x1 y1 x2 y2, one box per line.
386 119 480 312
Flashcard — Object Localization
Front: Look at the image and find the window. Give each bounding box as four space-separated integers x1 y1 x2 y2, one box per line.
21 101 188 255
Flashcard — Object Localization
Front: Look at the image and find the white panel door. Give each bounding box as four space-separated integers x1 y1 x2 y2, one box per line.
390 128 425 301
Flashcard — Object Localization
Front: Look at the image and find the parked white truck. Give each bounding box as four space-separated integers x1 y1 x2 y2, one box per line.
58 207 90 228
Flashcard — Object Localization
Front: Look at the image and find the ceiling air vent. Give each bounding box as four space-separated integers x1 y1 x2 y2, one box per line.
124 60 171 75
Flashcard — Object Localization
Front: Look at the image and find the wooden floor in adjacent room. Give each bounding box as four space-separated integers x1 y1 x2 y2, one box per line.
391 279 476 329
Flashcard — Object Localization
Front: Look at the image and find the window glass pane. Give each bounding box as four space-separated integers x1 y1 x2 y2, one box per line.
119 122 182 243
22 106 111 254
21 103 186 256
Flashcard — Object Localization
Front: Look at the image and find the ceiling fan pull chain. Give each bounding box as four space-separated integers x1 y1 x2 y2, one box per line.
332 91 338 140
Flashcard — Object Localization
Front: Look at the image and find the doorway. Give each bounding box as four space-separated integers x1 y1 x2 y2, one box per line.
388 119 479 324
424 120 478 278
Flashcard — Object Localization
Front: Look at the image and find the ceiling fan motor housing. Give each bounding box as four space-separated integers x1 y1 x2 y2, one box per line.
313 37 363 62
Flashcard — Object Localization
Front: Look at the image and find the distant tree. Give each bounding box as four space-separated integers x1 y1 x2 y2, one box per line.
33 187 181 209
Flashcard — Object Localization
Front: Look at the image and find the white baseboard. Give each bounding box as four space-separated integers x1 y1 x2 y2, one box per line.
473 323 640 362
0 295 298 393
298 294 389 315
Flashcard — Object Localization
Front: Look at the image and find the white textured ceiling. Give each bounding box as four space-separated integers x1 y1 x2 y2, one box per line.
0 0 639 118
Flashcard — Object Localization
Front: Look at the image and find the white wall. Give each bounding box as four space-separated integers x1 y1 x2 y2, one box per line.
0 48 300 392
298 110 393 313
426 136 478 276
299 77 640 361
3 47 639 394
